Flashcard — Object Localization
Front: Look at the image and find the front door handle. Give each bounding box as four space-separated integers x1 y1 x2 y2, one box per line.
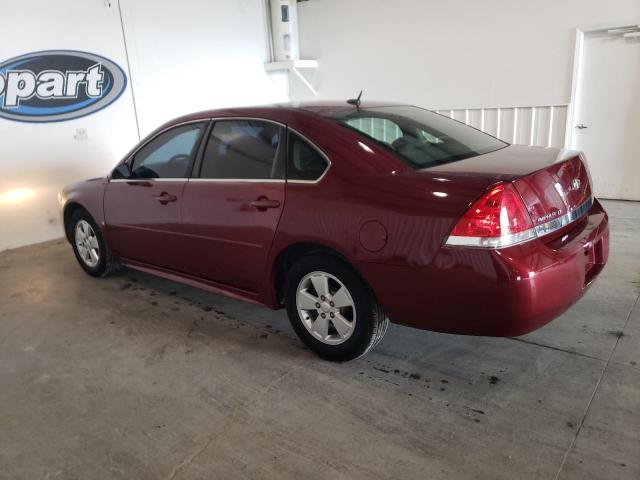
153 192 177 205
574 124 588 130
250 197 281 211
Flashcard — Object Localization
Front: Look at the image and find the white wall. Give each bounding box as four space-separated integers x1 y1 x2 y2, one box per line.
0 0 139 251
4 0 638 251
296 0 640 109
119 0 287 136
0 0 285 251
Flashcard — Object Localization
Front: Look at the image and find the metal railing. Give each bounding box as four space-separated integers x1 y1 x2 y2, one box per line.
435 104 569 148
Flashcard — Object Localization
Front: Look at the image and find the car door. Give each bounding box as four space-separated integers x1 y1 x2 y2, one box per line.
104 121 207 271
181 119 286 293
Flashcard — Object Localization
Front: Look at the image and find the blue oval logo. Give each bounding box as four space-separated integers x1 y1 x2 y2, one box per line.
0 50 127 123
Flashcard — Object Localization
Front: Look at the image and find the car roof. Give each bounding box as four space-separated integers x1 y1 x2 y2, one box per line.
168 101 409 126
291 101 407 115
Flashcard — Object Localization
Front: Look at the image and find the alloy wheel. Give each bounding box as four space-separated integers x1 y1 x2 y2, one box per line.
74 220 100 268
296 271 356 345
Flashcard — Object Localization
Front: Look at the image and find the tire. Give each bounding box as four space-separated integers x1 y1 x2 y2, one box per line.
69 209 119 277
284 253 389 362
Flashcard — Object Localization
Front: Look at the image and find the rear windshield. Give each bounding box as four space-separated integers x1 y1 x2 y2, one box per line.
327 105 507 169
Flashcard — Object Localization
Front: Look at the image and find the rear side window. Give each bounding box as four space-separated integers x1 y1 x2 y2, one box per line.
130 123 206 178
287 133 329 181
199 120 284 179
330 106 507 169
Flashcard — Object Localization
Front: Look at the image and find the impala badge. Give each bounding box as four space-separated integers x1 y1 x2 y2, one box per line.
537 209 561 223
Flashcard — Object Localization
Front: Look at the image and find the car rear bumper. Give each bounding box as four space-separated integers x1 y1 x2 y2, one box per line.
357 199 609 337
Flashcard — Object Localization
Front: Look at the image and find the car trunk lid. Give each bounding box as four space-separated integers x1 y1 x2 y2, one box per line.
512 154 592 233
421 145 593 239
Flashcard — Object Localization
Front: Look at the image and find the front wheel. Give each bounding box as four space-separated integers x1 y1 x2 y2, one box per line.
284 254 388 361
69 209 118 277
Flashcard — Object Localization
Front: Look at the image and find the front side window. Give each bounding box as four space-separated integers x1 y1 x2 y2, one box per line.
129 123 206 179
330 106 507 169
287 133 329 181
199 120 284 179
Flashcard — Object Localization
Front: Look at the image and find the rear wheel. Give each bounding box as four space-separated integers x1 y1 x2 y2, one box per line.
69 209 118 277
284 254 388 361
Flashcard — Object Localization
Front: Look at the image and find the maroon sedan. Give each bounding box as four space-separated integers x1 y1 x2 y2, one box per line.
60 102 609 361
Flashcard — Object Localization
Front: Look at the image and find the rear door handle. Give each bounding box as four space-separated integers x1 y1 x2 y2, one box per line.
250 197 280 211
153 192 177 205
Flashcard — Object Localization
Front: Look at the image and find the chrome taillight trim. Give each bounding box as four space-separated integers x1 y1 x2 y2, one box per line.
445 196 593 249
534 196 593 238
446 229 537 248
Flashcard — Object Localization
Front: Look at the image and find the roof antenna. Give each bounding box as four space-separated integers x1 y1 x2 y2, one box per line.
347 90 363 109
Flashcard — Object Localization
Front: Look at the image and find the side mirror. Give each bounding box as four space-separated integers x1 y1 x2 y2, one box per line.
111 163 131 179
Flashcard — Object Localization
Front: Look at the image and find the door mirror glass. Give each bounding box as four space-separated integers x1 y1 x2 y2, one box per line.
111 163 131 179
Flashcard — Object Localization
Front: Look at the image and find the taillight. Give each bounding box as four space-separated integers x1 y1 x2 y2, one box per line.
446 183 536 248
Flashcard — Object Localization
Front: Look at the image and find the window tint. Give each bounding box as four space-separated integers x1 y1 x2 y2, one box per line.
200 120 284 179
287 133 329 181
345 117 403 144
130 123 205 179
330 106 507 169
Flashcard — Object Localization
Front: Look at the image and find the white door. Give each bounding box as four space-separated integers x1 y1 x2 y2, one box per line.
570 29 640 200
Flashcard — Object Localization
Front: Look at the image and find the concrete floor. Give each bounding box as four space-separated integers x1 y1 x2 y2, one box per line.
0 200 638 480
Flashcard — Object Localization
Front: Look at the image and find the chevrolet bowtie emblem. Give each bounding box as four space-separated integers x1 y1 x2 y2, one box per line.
571 178 581 190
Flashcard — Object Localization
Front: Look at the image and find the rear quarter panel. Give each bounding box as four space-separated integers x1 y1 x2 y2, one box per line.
264 116 505 305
